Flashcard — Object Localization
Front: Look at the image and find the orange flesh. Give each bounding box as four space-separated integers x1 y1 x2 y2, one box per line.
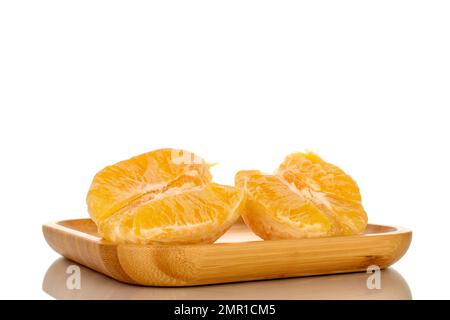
87 149 243 244
235 152 368 240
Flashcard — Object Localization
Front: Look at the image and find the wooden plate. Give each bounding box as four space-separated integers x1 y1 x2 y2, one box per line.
43 219 411 287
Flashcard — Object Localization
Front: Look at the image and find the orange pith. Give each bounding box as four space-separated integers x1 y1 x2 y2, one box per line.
87 149 243 244
235 152 368 240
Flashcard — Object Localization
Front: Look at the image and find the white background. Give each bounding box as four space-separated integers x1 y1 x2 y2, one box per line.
1 1 449 299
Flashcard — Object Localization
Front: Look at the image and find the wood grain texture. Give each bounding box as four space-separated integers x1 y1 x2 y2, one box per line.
43 219 412 286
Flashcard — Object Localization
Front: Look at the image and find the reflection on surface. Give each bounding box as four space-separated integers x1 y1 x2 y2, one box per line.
43 258 412 300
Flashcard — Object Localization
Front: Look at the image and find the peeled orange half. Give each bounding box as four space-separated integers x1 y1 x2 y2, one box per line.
87 149 243 244
235 152 368 240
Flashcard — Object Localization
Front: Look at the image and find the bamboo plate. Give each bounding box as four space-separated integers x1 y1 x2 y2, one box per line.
43 219 411 287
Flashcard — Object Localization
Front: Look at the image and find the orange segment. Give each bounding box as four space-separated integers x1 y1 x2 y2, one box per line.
235 152 367 240
87 149 243 244
87 149 212 223
99 183 243 244
277 152 362 202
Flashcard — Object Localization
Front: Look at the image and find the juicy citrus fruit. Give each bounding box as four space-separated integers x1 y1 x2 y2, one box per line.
235 152 368 240
87 149 243 244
